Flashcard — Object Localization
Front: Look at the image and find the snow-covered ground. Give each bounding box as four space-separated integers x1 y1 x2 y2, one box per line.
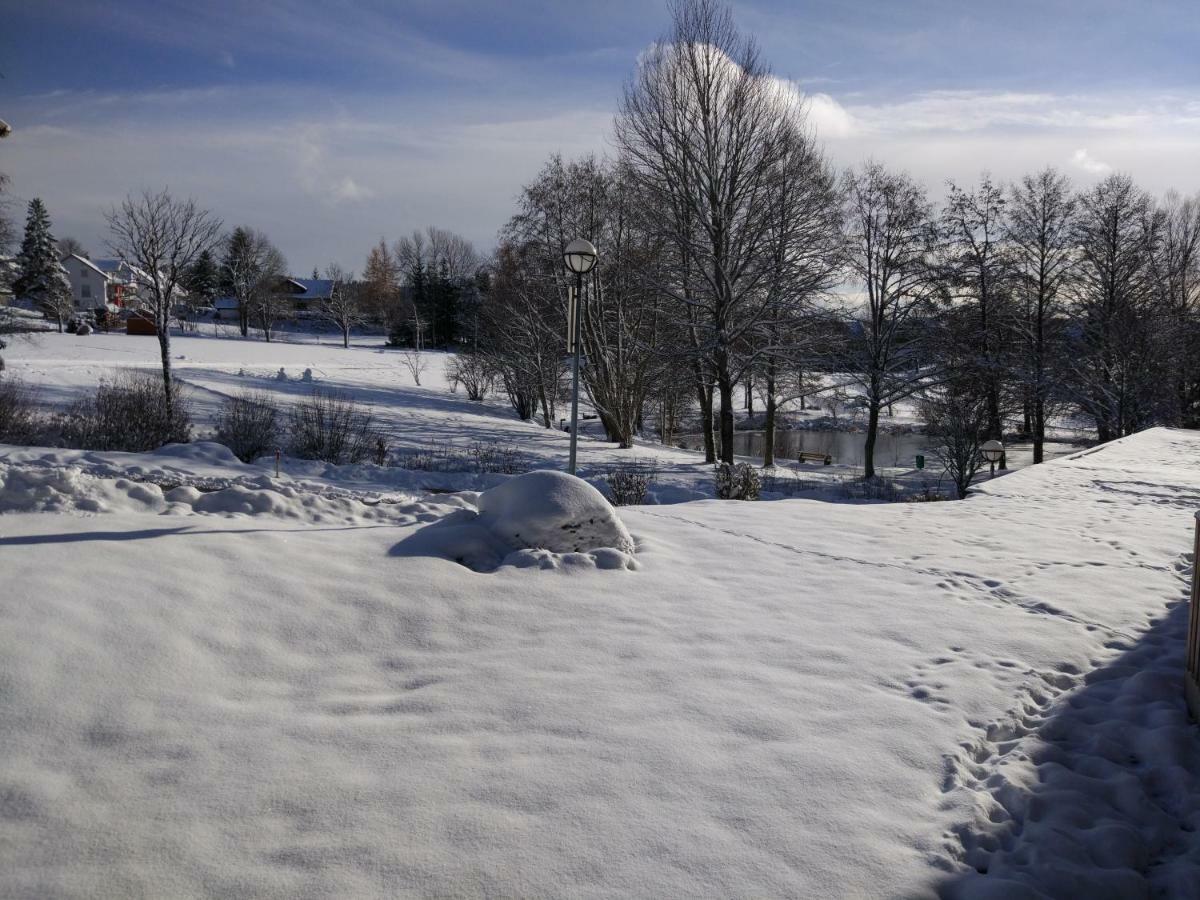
2 330 1085 502
1 420 1197 897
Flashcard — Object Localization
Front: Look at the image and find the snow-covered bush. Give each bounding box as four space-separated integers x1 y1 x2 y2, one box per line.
446 353 494 402
603 464 656 506
60 371 191 452
216 390 279 463
714 462 760 501
477 470 635 555
0 377 42 444
393 440 524 474
286 389 385 465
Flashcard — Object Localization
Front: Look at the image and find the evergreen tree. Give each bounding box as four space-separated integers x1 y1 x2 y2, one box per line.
184 248 220 306
14 198 73 332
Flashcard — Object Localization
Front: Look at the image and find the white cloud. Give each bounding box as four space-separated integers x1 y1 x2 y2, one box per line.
1070 148 1113 175
804 92 856 140
331 177 372 203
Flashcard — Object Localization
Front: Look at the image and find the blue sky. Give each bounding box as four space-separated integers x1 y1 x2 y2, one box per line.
2 0 1198 271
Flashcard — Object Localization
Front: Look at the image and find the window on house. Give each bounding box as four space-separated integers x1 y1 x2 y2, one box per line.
81 268 88 277
81 284 92 298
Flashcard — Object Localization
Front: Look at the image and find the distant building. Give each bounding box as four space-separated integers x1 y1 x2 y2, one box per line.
272 277 334 315
212 277 335 321
60 254 148 311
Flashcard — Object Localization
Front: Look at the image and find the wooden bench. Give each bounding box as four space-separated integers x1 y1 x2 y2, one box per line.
797 451 832 465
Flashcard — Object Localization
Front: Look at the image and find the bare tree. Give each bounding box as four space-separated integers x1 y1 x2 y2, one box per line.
1068 174 1164 440
1150 191 1200 426
1006 168 1077 463
221 226 287 339
500 155 675 448
480 241 565 425
106 189 222 415
836 163 940 479
0 172 16 253
616 0 840 463
941 176 1012 456
319 263 364 348
57 236 88 259
921 378 990 499
399 349 428 386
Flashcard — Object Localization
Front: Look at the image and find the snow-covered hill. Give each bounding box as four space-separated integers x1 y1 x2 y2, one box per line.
2 425 1197 897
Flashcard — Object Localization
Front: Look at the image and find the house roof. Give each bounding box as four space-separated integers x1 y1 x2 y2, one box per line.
277 277 334 300
91 258 154 285
64 253 111 278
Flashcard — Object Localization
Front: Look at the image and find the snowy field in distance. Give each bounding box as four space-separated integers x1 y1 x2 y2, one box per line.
1 420 1198 897
3 329 1083 502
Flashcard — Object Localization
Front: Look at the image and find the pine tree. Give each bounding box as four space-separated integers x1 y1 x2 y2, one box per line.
184 249 220 306
14 198 73 332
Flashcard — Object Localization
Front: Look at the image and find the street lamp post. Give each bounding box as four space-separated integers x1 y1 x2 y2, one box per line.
563 238 598 476
981 439 1004 479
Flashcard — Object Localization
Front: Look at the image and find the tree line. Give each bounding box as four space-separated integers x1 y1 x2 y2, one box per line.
455 0 1199 481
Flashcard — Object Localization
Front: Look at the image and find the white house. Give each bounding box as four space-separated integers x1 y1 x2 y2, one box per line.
60 254 154 311
60 254 111 311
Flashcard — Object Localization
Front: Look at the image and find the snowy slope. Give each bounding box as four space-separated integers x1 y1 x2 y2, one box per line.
1 428 1198 898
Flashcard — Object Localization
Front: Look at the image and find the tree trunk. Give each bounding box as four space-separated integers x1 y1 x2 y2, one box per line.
863 401 880 479
1032 396 1045 464
717 374 735 465
342 326 349 349
763 369 776 468
696 381 715 463
157 326 174 420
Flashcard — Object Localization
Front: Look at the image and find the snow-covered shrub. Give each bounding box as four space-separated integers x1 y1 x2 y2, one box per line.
0 377 42 444
216 390 279 463
477 470 635 555
470 440 523 474
60 371 191 452
838 475 903 502
286 389 384 465
603 463 657 506
714 462 760 501
447 353 494 401
393 440 524 474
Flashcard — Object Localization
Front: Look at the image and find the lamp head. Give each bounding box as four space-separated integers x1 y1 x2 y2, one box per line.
981 439 1004 463
563 238 598 275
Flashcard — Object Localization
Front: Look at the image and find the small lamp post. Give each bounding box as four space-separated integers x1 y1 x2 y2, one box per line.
563 238 598 476
981 439 1004 479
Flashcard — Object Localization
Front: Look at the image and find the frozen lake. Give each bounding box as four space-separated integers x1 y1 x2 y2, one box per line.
678 429 1084 471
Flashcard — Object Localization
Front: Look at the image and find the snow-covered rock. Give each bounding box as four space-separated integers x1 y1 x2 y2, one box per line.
476 469 635 555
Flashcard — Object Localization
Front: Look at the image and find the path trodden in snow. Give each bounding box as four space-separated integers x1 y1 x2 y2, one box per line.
1 428 1198 898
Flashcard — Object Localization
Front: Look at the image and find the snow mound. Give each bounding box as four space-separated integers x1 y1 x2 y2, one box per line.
390 471 638 572
476 470 635 555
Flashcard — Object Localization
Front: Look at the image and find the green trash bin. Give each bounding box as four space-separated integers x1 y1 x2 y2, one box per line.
915 454 925 470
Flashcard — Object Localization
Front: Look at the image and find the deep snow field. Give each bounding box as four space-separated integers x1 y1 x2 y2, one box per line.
2 330 1199 898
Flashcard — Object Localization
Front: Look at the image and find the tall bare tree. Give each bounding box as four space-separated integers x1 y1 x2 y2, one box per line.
1007 168 1076 463
837 163 940 479
106 189 221 415
319 263 364 348
1150 191 1200 425
941 176 1012 458
616 0 840 463
1068 174 1164 440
